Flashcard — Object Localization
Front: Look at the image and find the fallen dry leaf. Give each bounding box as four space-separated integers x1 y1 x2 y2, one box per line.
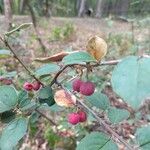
34 51 79 63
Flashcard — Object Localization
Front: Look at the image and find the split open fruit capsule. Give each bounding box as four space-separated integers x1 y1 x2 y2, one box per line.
54 89 76 107
86 36 107 61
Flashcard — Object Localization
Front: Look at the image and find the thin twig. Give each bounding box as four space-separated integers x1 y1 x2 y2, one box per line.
35 108 57 126
78 99 134 150
50 65 71 86
35 107 75 141
50 60 121 87
0 35 43 85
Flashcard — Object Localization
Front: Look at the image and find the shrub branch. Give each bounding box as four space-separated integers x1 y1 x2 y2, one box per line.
0 34 137 150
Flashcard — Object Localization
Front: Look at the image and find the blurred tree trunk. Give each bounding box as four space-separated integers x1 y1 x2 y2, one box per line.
26 0 47 55
4 0 12 30
19 0 26 14
77 0 86 17
119 0 129 16
95 0 103 18
44 0 51 17
114 0 129 16
75 0 80 16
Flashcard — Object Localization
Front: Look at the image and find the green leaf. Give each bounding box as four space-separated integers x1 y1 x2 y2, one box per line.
5 23 32 36
107 107 129 124
0 117 28 150
18 90 28 104
29 112 40 124
39 97 55 107
20 100 37 111
38 104 63 112
135 126 150 150
0 50 12 59
62 51 96 65
86 92 110 110
38 86 55 106
35 64 60 77
111 56 150 109
76 132 118 150
38 86 53 99
18 90 37 111
1 71 17 78
0 111 16 123
49 104 64 112
0 85 18 113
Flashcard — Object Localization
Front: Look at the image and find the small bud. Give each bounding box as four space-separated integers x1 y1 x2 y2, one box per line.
23 82 33 91
68 113 80 125
80 81 95 96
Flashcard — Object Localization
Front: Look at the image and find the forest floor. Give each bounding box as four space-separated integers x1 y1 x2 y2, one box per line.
0 15 149 61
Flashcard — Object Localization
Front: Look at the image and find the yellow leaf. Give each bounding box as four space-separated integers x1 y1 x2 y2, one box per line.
86 36 107 61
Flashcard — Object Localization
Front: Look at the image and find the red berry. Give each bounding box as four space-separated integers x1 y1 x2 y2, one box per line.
0 76 5 81
78 111 87 122
80 81 95 96
72 79 83 92
68 113 80 125
23 82 33 91
32 81 41 91
2 79 12 85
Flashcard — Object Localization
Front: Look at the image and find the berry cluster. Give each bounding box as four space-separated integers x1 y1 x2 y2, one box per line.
66 79 95 125
72 79 95 96
68 111 87 125
23 81 41 91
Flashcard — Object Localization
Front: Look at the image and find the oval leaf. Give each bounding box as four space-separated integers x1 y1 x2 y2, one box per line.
86 92 110 110
35 64 60 77
62 51 96 65
135 126 150 150
18 90 28 104
38 86 55 106
1 71 17 78
20 100 37 111
0 111 16 123
0 117 28 150
0 85 18 113
111 56 150 109
76 132 118 150
107 107 129 123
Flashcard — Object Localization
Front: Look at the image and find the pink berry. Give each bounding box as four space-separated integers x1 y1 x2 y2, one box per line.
3 79 12 85
23 82 33 91
32 81 41 91
72 79 83 92
0 76 5 81
78 111 87 122
68 113 80 125
80 81 95 96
